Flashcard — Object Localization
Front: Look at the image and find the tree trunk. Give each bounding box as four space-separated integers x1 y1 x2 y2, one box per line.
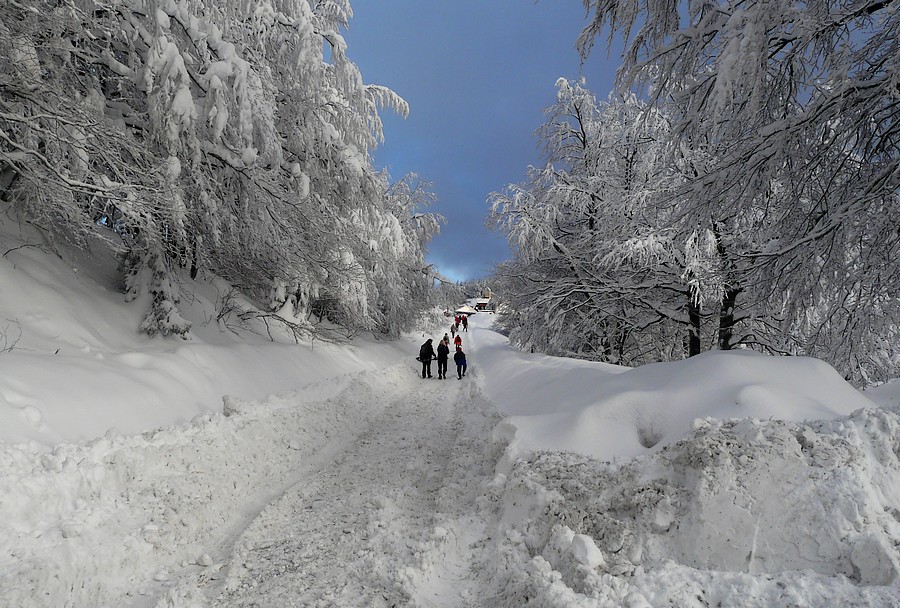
687 297 701 357
615 326 628 362
712 221 740 350
718 285 741 350
0 166 18 201
189 235 199 280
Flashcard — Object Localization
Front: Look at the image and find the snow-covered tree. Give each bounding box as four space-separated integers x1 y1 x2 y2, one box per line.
361 173 443 337
575 0 900 382
0 0 437 339
490 79 695 364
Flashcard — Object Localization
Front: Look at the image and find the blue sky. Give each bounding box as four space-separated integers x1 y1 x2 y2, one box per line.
343 1 620 282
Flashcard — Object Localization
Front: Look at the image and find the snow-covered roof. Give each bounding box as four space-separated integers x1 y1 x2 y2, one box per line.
455 304 477 314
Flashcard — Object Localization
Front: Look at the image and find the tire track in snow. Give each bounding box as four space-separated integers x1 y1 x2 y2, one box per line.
194 362 504 607
400 378 508 608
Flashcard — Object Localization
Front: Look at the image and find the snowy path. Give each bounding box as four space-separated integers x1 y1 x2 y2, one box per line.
154 358 504 608
1 332 504 608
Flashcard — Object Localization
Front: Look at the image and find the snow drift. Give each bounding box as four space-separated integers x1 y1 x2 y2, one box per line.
476 320 877 464
466 313 900 606
488 408 900 606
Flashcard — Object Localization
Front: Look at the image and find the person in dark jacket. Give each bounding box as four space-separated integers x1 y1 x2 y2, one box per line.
419 339 436 378
436 339 450 379
461 315 468 332
454 346 467 379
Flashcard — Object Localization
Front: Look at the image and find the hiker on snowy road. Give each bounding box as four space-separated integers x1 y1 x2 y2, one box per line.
454 347 467 379
436 338 450 380
419 339 436 379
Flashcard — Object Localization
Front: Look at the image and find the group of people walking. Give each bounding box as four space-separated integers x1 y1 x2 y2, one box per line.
418 316 469 379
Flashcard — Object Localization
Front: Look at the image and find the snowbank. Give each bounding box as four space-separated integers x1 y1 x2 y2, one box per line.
865 377 900 412
466 313 900 605
470 313 876 464
490 408 900 605
0 222 414 445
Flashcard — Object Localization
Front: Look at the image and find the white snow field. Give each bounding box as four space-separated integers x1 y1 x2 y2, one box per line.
2 228 900 607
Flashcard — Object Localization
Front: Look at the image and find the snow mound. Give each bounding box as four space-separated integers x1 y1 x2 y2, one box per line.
0 219 411 446
865 378 900 413
495 349 875 465
0 372 389 607
492 408 900 605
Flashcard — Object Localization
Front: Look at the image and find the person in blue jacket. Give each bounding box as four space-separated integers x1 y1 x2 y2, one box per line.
454 346 467 379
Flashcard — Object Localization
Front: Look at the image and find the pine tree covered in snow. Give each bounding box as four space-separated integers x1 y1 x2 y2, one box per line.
0 0 437 338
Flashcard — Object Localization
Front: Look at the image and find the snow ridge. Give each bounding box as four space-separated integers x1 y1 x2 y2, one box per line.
0 371 387 606
488 411 900 606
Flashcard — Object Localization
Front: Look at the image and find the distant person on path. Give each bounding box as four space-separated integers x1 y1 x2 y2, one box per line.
454 346 467 379
461 315 468 332
436 338 450 379
450 323 456 339
419 338 436 379
453 333 462 350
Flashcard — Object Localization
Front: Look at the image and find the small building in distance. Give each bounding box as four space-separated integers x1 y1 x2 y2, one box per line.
455 304 478 316
474 297 495 312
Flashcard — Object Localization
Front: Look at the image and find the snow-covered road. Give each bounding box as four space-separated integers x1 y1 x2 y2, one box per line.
199 367 504 607
0 344 506 608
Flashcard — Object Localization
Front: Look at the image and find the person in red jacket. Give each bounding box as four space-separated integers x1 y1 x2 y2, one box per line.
453 334 462 350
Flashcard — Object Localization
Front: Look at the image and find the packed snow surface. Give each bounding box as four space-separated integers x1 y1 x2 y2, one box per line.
1 235 899 606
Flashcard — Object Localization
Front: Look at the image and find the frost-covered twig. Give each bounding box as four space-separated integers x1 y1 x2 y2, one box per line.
0 319 22 353
2 242 45 258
